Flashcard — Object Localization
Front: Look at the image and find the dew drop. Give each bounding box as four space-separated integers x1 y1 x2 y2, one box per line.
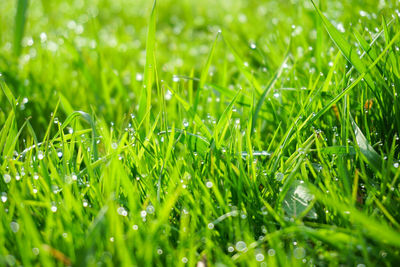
32 247 40 256
117 207 128 216
275 172 284 181
235 241 247 252
146 204 155 214
268 249 276 256
255 253 265 262
1 193 7 203
3 174 11 184
51 205 57 213
10 222 19 233
136 73 143 81
294 247 306 259
173 76 180 82
182 119 189 128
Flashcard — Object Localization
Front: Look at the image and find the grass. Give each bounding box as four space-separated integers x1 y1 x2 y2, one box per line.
1 0 400 266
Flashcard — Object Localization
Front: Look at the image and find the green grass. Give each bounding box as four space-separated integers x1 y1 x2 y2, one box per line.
1 0 400 266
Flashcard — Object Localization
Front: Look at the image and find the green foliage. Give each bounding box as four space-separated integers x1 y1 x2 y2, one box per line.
0 0 400 266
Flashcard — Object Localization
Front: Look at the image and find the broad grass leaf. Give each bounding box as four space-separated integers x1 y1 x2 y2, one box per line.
283 181 317 219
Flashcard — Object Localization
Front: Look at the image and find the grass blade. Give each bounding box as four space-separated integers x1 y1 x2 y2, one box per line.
14 0 29 56
138 0 157 130
311 0 375 90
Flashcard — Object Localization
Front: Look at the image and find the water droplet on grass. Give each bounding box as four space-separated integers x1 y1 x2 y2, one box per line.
111 142 118 149
275 172 284 181
10 222 19 233
38 151 44 160
182 119 189 128
165 90 173 100
255 253 264 262
136 73 143 81
268 249 276 256
3 174 11 184
206 181 213 188
146 205 155 214
51 205 57 213
294 247 306 259
32 247 40 255
1 193 7 203
117 207 128 216
235 241 247 251
208 223 214 229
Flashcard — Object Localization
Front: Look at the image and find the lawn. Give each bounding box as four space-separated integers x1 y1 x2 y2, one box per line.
1 0 400 266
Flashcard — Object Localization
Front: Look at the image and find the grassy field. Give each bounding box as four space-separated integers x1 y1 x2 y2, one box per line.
1 0 400 266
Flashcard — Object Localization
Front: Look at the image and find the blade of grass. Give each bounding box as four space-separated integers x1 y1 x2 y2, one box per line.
138 0 157 131
14 0 29 56
311 0 375 90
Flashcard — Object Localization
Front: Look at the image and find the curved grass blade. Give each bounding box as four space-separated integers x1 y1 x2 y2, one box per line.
168 85 212 140
223 35 262 94
214 89 241 148
350 115 383 171
199 31 221 89
311 0 375 91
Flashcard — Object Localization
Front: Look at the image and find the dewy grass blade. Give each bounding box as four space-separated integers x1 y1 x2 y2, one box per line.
306 28 400 127
251 54 289 134
138 0 157 130
223 35 263 94
199 31 221 89
167 85 212 140
214 89 241 148
311 0 375 91
2 1 400 266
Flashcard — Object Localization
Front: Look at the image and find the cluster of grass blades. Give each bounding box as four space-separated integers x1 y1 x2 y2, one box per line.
1 0 400 266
